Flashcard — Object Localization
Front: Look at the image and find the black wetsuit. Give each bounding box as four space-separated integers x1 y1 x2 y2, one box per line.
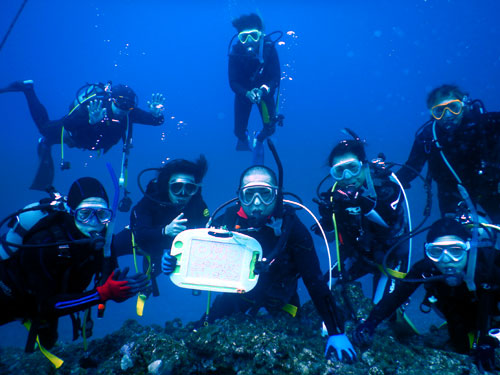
205 205 345 336
21 87 164 190
113 180 209 294
229 36 281 142
318 164 407 299
397 110 500 221
366 250 500 354
24 87 164 150
0 212 113 350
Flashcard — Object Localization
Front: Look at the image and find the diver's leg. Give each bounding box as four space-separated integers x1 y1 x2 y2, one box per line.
37 318 59 349
30 136 55 191
111 228 134 258
29 119 64 191
234 94 252 151
0 80 34 94
0 80 51 130
23 86 51 130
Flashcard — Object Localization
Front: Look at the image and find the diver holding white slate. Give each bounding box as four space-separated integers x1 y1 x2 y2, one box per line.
165 140 356 364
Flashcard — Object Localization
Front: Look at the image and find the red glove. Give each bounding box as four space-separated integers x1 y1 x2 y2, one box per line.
96 268 132 302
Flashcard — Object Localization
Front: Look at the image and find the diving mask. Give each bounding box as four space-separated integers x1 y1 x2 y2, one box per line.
431 99 463 120
169 180 200 197
238 29 262 44
112 96 135 111
74 207 113 225
239 184 277 206
330 159 363 181
425 240 470 262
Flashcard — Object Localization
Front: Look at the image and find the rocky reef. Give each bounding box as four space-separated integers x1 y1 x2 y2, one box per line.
0 283 490 374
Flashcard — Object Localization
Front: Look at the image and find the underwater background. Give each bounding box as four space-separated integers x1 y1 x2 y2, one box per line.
0 0 499 350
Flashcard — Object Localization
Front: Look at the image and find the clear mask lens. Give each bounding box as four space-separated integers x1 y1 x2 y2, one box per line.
169 181 199 196
75 207 113 225
112 96 134 111
239 185 276 206
431 100 463 120
330 159 363 181
425 241 469 262
238 30 261 44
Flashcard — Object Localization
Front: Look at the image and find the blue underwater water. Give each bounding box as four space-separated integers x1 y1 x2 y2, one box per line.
1 0 500 349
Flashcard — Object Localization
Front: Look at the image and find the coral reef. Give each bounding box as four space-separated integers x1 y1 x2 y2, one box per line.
0 283 489 374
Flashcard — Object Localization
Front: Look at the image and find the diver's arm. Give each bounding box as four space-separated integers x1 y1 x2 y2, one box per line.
262 43 281 93
228 55 249 96
395 133 428 187
44 290 102 317
367 261 427 324
61 103 90 131
291 219 345 334
19 240 102 317
129 107 164 126
130 200 166 247
44 267 149 317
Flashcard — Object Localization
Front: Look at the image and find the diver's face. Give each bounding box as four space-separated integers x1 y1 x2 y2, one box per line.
74 197 109 237
430 235 468 286
111 102 130 119
432 96 465 130
240 172 277 224
168 173 198 207
331 153 366 190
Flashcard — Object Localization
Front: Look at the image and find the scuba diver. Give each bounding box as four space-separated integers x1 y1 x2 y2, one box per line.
353 218 500 373
113 156 210 297
314 130 409 304
0 177 149 355
0 80 165 191
397 84 500 223
228 13 283 154
198 163 356 363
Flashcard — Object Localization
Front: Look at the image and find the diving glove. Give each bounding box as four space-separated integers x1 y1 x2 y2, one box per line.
325 333 357 363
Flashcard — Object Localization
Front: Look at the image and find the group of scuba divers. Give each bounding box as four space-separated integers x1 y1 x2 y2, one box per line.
0 12 500 373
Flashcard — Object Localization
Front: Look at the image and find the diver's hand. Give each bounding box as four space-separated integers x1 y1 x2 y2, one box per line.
161 251 177 275
352 320 377 347
266 217 283 236
325 334 357 363
252 88 263 103
246 88 262 104
314 197 335 220
147 93 165 117
96 268 132 302
87 99 107 124
163 213 188 237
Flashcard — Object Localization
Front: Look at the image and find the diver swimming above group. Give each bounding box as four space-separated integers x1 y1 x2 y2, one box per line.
2 11 500 374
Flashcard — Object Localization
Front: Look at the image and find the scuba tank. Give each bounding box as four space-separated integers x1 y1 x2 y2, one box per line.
0 192 68 260
69 82 112 112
